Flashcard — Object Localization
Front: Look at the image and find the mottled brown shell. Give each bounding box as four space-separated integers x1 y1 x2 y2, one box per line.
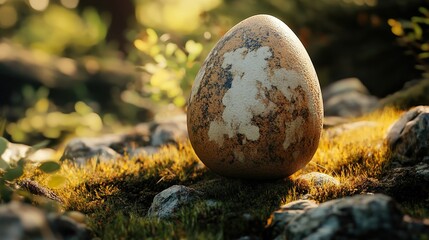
187 15 323 179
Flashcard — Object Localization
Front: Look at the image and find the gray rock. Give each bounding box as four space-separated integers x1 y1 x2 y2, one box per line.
282 194 422 240
0 201 89 240
371 161 429 201
60 115 188 165
322 78 371 101
323 78 378 117
295 172 340 188
127 146 160 159
1 142 55 165
147 185 202 219
47 214 90 240
61 137 121 165
150 115 188 146
386 106 429 165
267 200 318 238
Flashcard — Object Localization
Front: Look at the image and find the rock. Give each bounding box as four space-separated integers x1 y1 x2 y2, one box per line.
150 115 188 146
323 78 378 117
127 146 160 159
0 201 90 240
266 200 318 238
322 78 371 101
378 79 429 110
47 214 90 240
27 148 56 163
61 115 188 165
64 211 86 224
1 142 55 165
277 194 426 240
371 160 429 201
147 185 202 219
61 137 121 165
386 106 429 165
295 172 340 188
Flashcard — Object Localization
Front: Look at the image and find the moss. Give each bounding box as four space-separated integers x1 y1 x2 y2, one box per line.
400 201 429 219
379 79 429 110
14 107 429 239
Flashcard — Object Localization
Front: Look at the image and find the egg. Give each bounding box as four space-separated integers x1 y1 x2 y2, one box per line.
187 14 323 179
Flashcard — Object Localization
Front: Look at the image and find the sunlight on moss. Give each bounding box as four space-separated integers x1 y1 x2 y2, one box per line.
296 107 402 177
18 108 423 239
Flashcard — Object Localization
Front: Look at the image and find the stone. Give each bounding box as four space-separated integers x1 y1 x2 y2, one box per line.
266 200 318 238
371 161 429 201
127 146 160 159
1 142 55 165
147 185 202 219
47 214 90 240
150 115 188 146
60 137 121 165
60 115 188 165
386 106 429 165
295 172 340 188
378 79 429 110
323 78 378 117
279 194 424 240
0 201 89 240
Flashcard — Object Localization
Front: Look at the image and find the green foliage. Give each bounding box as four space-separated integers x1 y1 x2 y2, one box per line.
128 28 203 107
390 7 429 79
0 136 65 202
46 175 67 189
39 161 61 173
6 95 103 143
0 137 7 156
8 4 109 56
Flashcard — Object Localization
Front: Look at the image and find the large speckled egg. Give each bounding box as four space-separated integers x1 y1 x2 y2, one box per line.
187 15 323 179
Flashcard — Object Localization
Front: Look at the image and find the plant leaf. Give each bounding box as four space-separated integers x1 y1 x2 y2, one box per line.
0 137 8 156
0 118 6 136
4 166 23 181
47 175 67 189
39 161 61 173
30 140 50 152
0 158 9 170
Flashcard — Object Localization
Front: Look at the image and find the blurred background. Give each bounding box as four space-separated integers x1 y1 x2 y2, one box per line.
0 0 428 146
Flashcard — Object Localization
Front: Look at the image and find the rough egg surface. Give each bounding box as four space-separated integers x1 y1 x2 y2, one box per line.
187 14 323 179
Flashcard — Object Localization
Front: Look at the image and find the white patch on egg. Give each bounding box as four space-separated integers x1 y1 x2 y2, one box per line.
283 116 304 150
208 46 306 147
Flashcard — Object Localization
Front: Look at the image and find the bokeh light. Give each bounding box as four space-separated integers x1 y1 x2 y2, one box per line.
29 0 49 11
135 0 221 33
0 5 17 28
60 0 79 9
